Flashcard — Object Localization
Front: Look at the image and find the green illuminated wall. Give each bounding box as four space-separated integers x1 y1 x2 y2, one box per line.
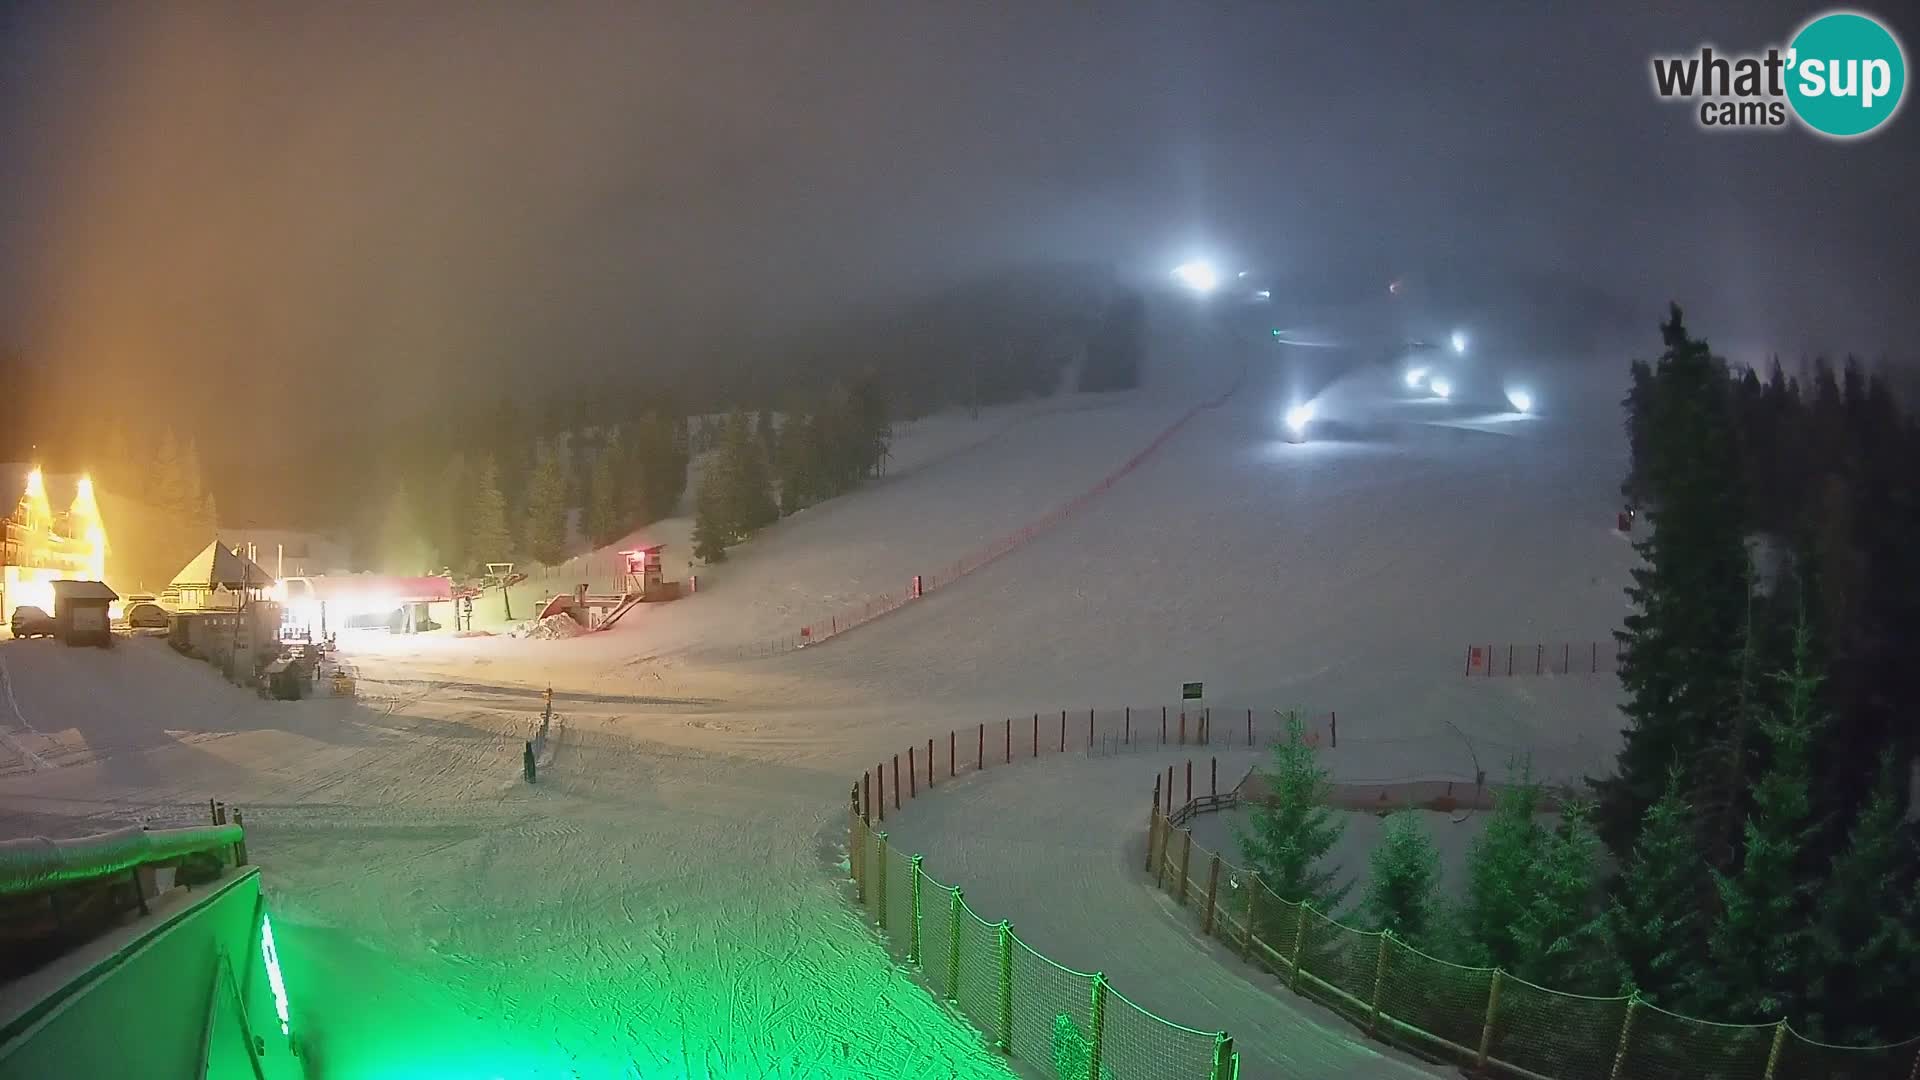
0 869 306 1080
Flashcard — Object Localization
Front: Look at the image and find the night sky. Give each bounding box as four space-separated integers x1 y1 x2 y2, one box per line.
2 3 1915 449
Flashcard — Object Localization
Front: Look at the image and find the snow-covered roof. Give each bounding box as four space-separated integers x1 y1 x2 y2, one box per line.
168 540 273 589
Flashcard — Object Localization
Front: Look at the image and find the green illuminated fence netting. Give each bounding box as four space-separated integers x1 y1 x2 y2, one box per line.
847 809 1237 1080
1143 802 1920 1080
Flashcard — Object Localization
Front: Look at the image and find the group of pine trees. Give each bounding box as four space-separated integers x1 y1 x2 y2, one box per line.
692 376 890 562
1238 306 1918 1046
369 405 689 577
88 427 221 587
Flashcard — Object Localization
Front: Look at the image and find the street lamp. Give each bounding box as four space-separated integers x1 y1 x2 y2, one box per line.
1172 260 1219 294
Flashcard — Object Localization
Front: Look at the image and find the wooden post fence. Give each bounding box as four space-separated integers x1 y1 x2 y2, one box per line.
1202 853 1223 935
1177 828 1193 905
1607 995 1640 1080
947 888 964 1003
875 831 889 930
1087 974 1109 1080
908 853 924 963
1291 904 1312 990
1476 970 1503 1071
908 747 917 798
1368 932 1391 1036
1243 874 1263 960
997 921 1014 1054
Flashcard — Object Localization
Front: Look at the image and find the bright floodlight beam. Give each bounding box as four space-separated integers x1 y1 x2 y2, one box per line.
1430 376 1453 399
1172 260 1219 293
1284 401 1317 434
1506 389 1533 413
1404 366 1428 388
1450 329 1468 354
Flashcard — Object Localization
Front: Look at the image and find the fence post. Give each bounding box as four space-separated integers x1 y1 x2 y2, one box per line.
1330 711 1338 748
1476 970 1503 1070
1147 784 1162 871
1592 640 1599 673
1536 643 1543 674
1243 874 1262 960
1087 973 1109 1080
908 853 924 963
232 809 248 866
1506 643 1512 676
996 921 1014 1054
1607 995 1640 1080
1088 707 1094 750
893 755 901 809
1210 1034 1234 1080
978 723 984 770
875 832 889 931
1177 828 1193 905
1166 765 1174 813
1179 711 1187 744
1290 904 1312 989
1563 642 1570 674
1247 708 1253 746
878 764 887 822
1368 932 1392 1036
1156 818 1171 889
1125 706 1131 744
1761 1020 1790 1080
852 811 867 904
947 888 963 1003
1186 759 1193 804
1033 714 1038 757
1211 756 1218 797
909 747 917 797
1202 853 1223 935
1006 719 1011 764
863 771 872 825
1162 706 1167 743
1059 709 1066 753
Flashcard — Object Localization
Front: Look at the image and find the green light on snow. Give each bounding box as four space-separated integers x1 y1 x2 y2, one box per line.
261 913 292 1036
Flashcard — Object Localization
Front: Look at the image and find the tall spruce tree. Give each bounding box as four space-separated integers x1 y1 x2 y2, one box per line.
376 483 432 574
436 452 470 575
1700 607 1823 1022
1363 810 1441 944
1234 712 1348 910
726 411 778 535
1595 305 1752 856
1461 760 1543 969
1507 801 1617 995
467 455 511 572
1805 759 1920 1044
1608 764 1708 1008
691 478 729 563
522 439 569 565
587 431 624 547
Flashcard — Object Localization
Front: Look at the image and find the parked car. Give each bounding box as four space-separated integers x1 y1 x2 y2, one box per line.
125 602 171 629
10 605 56 639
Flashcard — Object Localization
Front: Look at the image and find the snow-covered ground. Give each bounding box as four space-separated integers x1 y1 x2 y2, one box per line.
0 315 1635 1078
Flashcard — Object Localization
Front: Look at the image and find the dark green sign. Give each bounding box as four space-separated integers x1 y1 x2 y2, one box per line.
1181 682 1203 700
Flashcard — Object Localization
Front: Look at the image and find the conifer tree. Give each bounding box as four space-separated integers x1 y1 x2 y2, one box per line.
1701 608 1823 1022
1462 761 1543 969
587 431 624 547
1363 810 1440 944
1508 801 1618 995
1804 759 1920 1044
150 429 189 519
1608 765 1708 1008
376 483 432 574
691 478 728 563
725 411 777 534
467 454 511 572
522 439 569 565
437 452 470 575
1234 712 1348 911
1595 306 1752 856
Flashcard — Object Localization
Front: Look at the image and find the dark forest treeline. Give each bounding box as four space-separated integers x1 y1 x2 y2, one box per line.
1242 307 1917 1050
1598 306 1919 1039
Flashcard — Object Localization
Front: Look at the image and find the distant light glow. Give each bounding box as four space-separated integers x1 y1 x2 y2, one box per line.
1430 377 1453 399
1506 388 1533 413
1237 270 1249 278
1450 330 1468 355
1171 260 1219 293
1253 289 1271 300
1404 366 1428 389
1284 401 1317 433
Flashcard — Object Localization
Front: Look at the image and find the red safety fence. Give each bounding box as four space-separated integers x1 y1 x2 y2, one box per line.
1465 640 1621 678
708 372 1247 662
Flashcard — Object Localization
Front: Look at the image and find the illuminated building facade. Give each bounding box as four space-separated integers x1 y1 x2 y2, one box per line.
2 465 109 623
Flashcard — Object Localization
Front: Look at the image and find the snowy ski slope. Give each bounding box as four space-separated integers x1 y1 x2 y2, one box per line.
0 311 1633 1078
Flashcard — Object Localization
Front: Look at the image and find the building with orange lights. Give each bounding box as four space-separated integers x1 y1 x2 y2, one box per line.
2 464 110 624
